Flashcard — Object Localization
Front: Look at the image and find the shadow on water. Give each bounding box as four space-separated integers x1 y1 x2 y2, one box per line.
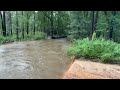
0 39 71 79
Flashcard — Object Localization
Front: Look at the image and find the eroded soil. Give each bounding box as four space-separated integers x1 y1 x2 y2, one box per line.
63 59 120 79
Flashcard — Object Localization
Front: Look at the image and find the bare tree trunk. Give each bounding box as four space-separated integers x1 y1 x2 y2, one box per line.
0 11 4 35
7 11 12 36
16 11 19 40
26 12 29 35
22 11 24 39
90 11 95 38
3 11 6 36
9 12 12 36
1 11 7 37
51 11 54 38
33 11 35 35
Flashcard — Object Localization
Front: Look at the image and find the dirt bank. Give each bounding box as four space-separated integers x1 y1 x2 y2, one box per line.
63 59 120 79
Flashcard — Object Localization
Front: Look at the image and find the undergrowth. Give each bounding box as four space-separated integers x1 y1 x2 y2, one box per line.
0 32 47 44
67 37 120 64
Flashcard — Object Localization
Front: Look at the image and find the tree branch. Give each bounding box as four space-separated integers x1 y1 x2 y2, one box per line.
42 11 51 20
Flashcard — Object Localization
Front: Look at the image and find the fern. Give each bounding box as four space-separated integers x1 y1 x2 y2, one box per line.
67 38 120 64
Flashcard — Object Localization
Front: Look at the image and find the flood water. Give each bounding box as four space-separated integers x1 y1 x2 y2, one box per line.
0 39 71 79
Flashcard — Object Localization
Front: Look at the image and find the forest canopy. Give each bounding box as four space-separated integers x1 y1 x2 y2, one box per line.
0 11 120 43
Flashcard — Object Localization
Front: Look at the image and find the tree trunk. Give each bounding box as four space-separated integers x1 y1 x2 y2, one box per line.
42 11 54 37
94 11 99 31
16 11 19 40
104 11 116 40
26 12 29 35
83 11 87 36
43 13 46 33
57 11 61 36
90 11 95 38
104 11 110 38
51 11 54 38
1 11 7 37
7 11 12 36
33 11 35 35
0 11 4 35
9 12 12 36
3 11 6 37
109 11 116 40
22 11 24 39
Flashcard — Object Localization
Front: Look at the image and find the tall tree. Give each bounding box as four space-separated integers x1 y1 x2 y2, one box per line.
43 13 46 33
22 11 24 39
7 11 12 36
0 11 4 35
33 11 35 35
50 11 54 37
109 11 116 40
0 11 7 37
3 11 6 37
16 11 19 39
104 11 116 40
26 12 29 35
94 11 99 31
42 11 54 37
91 11 95 37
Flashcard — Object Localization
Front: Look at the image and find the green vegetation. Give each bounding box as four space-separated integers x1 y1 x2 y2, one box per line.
0 11 120 65
0 11 69 44
67 37 120 64
65 11 120 64
23 32 47 41
0 31 46 44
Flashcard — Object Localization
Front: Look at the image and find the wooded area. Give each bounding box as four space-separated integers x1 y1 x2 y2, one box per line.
0 11 120 43
0 11 120 79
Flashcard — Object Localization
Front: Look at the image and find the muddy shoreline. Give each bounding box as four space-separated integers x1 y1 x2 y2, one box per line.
63 59 120 79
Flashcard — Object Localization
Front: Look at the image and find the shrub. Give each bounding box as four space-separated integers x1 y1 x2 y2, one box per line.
67 37 120 64
23 32 47 40
0 36 14 44
67 35 75 42
32 32 47 40
0 32 47 45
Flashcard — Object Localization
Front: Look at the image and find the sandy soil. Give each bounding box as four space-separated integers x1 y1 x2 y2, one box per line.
63 59 120 79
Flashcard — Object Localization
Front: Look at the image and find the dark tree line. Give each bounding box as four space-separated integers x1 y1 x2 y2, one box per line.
0 11 119 42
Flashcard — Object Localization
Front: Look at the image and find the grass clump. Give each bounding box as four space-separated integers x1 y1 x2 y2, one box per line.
67 37 120 64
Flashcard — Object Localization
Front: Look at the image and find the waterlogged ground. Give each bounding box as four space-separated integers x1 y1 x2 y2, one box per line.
0 39 71 79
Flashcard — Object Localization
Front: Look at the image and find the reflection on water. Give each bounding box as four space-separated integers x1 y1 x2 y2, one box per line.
0 39 70 79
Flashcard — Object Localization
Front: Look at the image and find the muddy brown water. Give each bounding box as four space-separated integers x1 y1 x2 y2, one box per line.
0 39 71 79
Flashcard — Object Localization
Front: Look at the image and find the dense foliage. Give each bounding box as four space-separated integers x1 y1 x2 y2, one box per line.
0 11 120 43
67 36 120 64
0 11 70 44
